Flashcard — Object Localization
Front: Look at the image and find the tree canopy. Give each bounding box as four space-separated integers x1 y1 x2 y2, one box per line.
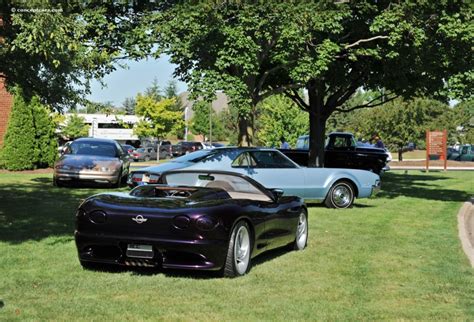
0 1 160 109
153 0 472 166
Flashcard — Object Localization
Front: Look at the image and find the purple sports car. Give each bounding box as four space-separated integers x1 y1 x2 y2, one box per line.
75 170 308 277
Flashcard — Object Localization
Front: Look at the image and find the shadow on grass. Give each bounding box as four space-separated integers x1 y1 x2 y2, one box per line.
378 172 470 202
0 171 469 245
80 246 291 279
0 179 120 244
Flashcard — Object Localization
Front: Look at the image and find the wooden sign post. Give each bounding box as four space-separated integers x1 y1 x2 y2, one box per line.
426 130 447 171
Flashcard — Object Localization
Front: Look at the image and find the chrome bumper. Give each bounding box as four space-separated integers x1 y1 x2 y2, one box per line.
55 170 119 183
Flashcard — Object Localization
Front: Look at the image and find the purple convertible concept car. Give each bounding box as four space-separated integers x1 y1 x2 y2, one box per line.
75 170 308 277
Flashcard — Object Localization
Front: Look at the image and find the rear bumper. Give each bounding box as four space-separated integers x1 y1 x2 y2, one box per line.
75 230 227 271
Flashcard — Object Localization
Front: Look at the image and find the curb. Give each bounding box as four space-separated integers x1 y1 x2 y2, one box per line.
458 198 474 267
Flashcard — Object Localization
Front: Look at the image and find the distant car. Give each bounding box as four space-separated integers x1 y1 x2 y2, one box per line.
128 148 381 208
132 147 157 162
448 144 474 161
121 144 135 156
285 132 389 174
54 138 130 187
75 170 308 276
172 141 206 156
141 140 172 159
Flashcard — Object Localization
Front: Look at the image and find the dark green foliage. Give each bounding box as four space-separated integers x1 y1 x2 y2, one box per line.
1 1 161 109
255 95 308 148
0 90 57 170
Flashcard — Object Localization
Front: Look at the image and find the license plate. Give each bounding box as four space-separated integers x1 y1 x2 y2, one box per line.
126 244 154 259
142 174 150 183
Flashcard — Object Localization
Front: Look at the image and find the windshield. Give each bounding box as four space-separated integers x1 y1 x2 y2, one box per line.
172 149 215 163
68 141 118 157
162 172 272 202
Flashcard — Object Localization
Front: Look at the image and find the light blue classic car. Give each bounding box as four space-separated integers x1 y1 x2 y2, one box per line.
128 148 381 208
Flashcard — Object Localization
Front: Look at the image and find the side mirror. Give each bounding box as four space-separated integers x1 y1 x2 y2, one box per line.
271 189 284 202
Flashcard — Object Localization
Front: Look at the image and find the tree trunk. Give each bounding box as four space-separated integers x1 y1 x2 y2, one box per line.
307 87 326 167
237 114 253 147
398 147 403 161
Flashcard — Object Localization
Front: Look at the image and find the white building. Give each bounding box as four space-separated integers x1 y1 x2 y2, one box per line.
64 113 141 143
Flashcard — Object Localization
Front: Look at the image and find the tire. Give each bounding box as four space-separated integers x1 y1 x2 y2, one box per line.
114 170 122 188
53 177 64 187
223 221 252 277
145 156 150 162
324 181 355 209
291 210 308 250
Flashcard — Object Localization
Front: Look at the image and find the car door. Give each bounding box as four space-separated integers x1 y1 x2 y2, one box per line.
231 151 305 198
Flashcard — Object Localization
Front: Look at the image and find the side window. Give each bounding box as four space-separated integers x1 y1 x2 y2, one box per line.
332 137 352 149
231 152 257 168
250 151 297 168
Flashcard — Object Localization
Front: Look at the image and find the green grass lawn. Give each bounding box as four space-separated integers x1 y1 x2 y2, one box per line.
0 171 473 320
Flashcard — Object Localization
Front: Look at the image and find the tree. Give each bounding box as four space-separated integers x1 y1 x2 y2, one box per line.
144 78 163 102
190 100 225 141
62 114 89 140
255 95 308 148
277 1 472 166
0 1 161 109
133 94 183 139
155 1 472 166
122 97 136 115
153 2 303 146
0 89 57 170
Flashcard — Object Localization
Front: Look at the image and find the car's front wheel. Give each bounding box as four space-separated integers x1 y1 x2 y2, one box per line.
291 210 308 250
324 181 355 208
223 221 252 277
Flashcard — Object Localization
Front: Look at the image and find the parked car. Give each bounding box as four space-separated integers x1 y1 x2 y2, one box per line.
131 147 157 162
54 138 130 187
75 170 308 276
121 144 135 155
447 144 474 161
172 141 206 157
283 132 389 174
142 140 173 159
128 148 381 208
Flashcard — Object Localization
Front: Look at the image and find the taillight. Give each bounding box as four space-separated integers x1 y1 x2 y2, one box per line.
148 174 160 183
132 173 142 182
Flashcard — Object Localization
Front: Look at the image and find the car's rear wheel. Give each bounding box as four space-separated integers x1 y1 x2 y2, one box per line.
145 156 150 161
223 221 252 277
324 181 355 208
291 210 308 250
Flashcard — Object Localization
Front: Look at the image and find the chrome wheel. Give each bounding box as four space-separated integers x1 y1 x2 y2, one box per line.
234 226 250 275
325 181 355 208
295 212 308 250
332 185 351 207
223 221 252 277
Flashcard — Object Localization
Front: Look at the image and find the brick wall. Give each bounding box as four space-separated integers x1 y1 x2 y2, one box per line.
0 79 13 147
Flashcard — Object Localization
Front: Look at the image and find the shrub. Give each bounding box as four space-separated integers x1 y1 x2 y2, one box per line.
0 89 58 170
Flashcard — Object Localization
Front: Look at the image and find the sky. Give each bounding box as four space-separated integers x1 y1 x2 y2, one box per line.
86 56 188 107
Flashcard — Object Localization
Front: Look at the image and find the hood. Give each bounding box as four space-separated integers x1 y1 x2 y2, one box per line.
56 154 120 169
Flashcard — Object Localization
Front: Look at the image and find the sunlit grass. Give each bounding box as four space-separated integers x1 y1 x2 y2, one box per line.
0 171 473 320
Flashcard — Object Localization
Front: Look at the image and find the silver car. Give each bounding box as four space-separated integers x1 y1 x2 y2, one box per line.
54 138 130 187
